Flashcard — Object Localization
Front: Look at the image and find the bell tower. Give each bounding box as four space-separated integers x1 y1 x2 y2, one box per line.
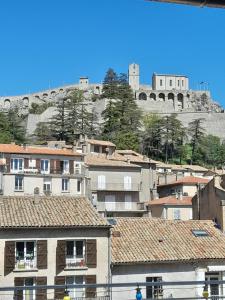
128 63 140 91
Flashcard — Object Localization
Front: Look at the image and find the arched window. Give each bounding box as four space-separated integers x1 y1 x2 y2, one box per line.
35 95 40 99
168 93 174 101
159 93 165 101
177 93 184 109
150 93 156 101
4 99 11 109
51 91 56 95
43 93 48 97
138 92 147 100
23 97 29 107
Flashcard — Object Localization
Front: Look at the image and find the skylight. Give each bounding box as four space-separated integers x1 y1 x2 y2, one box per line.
192 230 209 237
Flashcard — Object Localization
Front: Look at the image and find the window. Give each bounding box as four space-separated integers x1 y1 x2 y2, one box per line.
94 145 100 153
173 209 181 220
62 160 69 174
146 277 163 299
15 176 24 191
15 241 36 270
125 194 132 210
11 158 23 172
29 159 36 168
43 178 51 192
124 176 132 190
169 79 172 86
24 278 35 300
192 229 209 237
105 195 116 211
205 272 221 297
66 276 85 298
40 159 49 174
66 240 85 268
77 180 81 193
182 80 184 86
178 80 180 87
62 178 69 192
160 79 163 86
74 162 81 174
98 175 106 189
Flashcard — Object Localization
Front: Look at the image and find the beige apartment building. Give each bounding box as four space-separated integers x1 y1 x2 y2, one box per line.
157 176 209 198
147 195 193 220
76 139 157 217
0 196 110 300
0 144 87 197
192 175 225 230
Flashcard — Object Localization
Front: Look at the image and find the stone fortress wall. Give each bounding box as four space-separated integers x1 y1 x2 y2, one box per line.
1 63 225 138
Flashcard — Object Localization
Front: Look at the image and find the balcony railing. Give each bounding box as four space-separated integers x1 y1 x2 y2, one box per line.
66 256 86 269
15 254 37 270
97 201 145 211
91 182 140 191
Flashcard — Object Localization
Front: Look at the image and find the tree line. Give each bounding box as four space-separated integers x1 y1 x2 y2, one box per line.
1 67 225 168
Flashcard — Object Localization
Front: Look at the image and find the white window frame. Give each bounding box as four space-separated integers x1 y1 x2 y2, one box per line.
23 277 35 300
40 159 50 174
66 276 85 299
11 158 24 173
173 208 181 220
74 162 82 175
105 195 116 211
15 176 24 191
43 178 51 192
62 178 69 192
66 240 86 268
63 160 69 174
124 176 132 190
98 175 106 189
15 241 36 270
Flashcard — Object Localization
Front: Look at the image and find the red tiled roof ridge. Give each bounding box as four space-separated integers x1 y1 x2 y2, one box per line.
158 176 210 187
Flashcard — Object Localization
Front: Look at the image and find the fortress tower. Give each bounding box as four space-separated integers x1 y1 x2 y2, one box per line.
128 63 140 91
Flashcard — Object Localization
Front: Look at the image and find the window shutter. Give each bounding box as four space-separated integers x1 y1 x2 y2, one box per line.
54 276 65 299
98 175 106 189
56 160 61 173
86 275 96 298
56 240 66 274
6 157 10 172
86 239 97 268
24 158 29 169
69 160 74 174
50 160 55 174
4 241 15 275
124 176 132 190
37 240 47 269
36 159 40 173
14 277 24 300
36 276 47 300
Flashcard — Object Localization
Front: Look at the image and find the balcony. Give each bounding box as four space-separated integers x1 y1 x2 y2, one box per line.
97 201 145 212
15 254 37 270
66 256 87 269
91 182 140 191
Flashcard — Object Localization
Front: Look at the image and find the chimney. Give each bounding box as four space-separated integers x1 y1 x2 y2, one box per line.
33 187 40 205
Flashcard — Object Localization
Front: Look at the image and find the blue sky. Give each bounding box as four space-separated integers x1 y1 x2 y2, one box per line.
0 0 225 106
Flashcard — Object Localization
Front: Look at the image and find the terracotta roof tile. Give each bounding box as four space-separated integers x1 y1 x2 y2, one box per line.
85 154 141 168
0 144 82 156
87 139 116 147
146 196 192 206
112 218 225 264
158 176 210 187
0 196 109 228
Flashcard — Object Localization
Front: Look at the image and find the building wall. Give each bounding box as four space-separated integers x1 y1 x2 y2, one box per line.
0 228 110 300
152 74 189 91
150 205 192 220
112 262 225 300
158 184 197 198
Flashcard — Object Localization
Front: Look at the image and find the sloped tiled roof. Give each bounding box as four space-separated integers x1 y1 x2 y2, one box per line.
0 196 109 228
147 196 192 206
156 162 208 172
85 154 141 168
114 151 151 164
0 144 82 156
112 218 225 264
158 176 210 187
87 139 116 147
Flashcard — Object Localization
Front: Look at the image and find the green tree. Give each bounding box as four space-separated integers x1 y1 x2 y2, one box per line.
7 108 26 144
32 122 53 144
101 68 118 99
188 118 205 164
0 112 11 143
50 98 68 141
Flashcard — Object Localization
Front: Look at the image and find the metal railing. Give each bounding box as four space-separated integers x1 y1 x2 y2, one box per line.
97 201 145 211
15 254 36 270
66 256 86 269
91 182 140 191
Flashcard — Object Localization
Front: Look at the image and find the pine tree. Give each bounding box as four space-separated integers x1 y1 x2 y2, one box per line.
0 112 11 143
188 118 205 164
101 68 119 99
6 108 26 144
32 122 53 144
